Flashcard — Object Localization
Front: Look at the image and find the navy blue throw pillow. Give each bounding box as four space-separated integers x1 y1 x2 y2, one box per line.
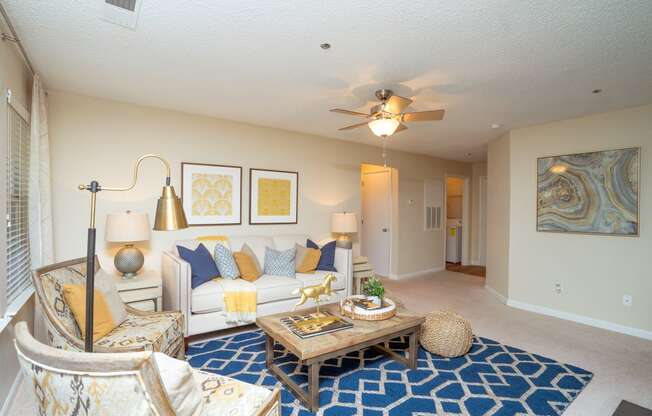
177 243 220 289
307 239 337 272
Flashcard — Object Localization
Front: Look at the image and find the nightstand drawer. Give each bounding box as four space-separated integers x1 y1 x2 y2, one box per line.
113 269 163 312
126 299 157 312
118 286 161 304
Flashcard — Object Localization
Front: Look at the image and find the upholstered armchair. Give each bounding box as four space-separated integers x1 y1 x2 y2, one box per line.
32 257 185 358
14 322 281 416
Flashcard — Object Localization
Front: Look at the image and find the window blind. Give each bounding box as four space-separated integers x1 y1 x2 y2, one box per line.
6 105 31 306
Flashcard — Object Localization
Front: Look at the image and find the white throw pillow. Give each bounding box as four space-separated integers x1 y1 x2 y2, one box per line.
94 269 128 325
153 352 204 416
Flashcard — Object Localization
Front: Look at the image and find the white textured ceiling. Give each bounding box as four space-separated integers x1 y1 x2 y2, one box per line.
4 0 652 161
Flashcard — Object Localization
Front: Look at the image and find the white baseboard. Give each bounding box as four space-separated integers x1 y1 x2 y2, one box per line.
388 266 444 280
484 285 507 304
506 299 652 341
471 259 486 266
0 371 23 416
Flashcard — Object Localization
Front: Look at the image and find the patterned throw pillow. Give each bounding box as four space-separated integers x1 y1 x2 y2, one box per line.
307 239 338 272
263 246 296 278
214 244 240 280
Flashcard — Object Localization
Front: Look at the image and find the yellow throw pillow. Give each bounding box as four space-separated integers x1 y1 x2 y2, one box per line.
233 252 262 282
297 248 321 273
63 284 117 340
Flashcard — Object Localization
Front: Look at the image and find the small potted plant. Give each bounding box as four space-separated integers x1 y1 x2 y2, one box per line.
362 276 385 309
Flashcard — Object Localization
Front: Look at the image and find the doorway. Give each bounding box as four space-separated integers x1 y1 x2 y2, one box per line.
360 164 395 277
444 175 469 268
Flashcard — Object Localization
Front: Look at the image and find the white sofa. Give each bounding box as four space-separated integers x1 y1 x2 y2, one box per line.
162 235 353 337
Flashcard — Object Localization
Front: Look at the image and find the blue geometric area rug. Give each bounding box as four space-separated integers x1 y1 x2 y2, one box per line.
187 329 592 416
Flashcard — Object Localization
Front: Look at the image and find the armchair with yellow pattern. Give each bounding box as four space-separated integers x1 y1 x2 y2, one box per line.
32 257 185 358
14 321 281 416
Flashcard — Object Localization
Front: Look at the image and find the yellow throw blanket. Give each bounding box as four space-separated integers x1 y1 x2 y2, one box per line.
213 278 256 324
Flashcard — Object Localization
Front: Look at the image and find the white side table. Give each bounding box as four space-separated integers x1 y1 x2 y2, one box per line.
112 270 163 312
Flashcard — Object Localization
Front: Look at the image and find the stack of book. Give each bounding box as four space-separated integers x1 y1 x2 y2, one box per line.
353 256 374 294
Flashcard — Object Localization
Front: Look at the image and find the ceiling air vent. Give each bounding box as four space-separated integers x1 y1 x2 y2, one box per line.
106 0 137 11
101 0 142 29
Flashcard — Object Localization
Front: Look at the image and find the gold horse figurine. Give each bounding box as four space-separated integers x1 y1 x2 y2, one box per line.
291 274 337 323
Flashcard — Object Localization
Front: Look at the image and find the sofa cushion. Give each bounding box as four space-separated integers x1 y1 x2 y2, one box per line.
95 311 185 357
233 251 262 282
263 246 296 278
174 239 202 255
154 352 204 416
214 244 240 280
193 370 274 416
177 243 221 289
191 280 225 314
242 243 262 273
295 270 345 292
307 239 338 272
63 285 117 340
295 244 321 273
229 236 274 267
253 275 302 304
272 235 309 251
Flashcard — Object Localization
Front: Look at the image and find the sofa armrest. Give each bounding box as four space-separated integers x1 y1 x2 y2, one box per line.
161 251 191 336
334 247 353 297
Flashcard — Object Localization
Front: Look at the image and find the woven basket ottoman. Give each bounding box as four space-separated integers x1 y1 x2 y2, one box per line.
420 310 473 357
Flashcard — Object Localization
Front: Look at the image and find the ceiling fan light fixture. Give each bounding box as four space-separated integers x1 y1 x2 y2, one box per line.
368 118 400 137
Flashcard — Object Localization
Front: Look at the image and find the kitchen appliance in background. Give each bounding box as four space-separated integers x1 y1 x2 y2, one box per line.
446 219 463 263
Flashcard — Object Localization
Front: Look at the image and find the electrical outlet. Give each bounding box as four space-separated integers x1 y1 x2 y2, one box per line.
623 295 632 307
554 282 562 294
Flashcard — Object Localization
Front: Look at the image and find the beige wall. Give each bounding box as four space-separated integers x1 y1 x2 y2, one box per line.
508 105 652 333
0 16 33 409
486 133 511 298
471 162 487 265
47 91 472 279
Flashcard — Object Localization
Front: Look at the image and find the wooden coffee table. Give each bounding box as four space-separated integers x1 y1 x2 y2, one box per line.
256 303 424 412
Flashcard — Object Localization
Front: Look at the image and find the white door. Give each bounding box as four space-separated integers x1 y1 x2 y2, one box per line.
478 176 488 265
361 170 391 276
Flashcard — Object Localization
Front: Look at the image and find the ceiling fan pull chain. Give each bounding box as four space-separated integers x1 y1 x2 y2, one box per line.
382 139 388 167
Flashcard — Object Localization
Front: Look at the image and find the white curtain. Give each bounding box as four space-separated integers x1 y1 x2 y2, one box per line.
29 75 54 342
29 74 54 267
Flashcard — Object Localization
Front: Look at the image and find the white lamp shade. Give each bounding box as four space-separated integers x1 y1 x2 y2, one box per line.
105 211 151 243
368 118 400 137
331 212 357 233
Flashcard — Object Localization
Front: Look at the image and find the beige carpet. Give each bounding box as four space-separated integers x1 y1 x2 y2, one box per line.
7 270 652 415
382 271 652 415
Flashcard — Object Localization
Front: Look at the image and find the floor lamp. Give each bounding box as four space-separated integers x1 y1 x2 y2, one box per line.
78 154 188 352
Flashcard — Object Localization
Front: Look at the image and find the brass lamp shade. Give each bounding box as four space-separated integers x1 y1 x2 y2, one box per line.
153 185 188 231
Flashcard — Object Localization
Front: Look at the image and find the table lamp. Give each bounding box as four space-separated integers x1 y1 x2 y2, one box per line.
331 212 357 249
79 154 188 352
106 211 150 278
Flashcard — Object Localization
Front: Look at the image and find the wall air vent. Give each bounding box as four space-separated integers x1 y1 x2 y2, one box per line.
424 178 444 231
101 0 142 29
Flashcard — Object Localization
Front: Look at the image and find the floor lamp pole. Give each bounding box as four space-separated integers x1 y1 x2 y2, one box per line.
84 181 99 352
78 154 188 353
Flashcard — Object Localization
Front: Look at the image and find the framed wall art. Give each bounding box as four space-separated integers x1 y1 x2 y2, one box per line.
249 168 298 224
537 147 639 236
181 162 242 226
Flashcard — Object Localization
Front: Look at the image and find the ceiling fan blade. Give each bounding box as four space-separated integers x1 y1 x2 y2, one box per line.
338 121 369 131
330 108 369 117
394 124 408 134
384 95 413 114
401 109 445 122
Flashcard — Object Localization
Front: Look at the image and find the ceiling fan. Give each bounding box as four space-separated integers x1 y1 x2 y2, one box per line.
330 89 445 137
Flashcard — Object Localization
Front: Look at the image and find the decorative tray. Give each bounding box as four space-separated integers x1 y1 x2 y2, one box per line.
339 295 396 321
